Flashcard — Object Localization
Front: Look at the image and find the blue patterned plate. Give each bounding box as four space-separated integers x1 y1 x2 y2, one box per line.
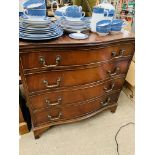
19 30 63 40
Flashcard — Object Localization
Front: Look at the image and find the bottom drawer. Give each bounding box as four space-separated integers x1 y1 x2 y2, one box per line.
33 92 120 126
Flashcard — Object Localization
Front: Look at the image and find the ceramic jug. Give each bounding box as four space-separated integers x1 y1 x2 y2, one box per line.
90 6 109 32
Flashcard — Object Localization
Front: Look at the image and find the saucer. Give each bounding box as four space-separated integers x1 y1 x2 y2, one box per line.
69 32 88 40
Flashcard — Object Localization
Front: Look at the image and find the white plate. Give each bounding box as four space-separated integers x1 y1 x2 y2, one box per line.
69 32 88 40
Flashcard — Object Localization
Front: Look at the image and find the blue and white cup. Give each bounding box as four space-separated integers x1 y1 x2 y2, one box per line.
96 20 111 36
111 19 125 27
23 0 45 9
23 8 46 17
63 5 85 21
110 19 126 34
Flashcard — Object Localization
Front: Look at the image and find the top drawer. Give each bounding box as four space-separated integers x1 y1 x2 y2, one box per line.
20 43 134 71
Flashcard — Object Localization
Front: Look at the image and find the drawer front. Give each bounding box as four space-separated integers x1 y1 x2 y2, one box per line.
20 43 134 71
33 92 120 126
30 77 124 112
26 60 129 93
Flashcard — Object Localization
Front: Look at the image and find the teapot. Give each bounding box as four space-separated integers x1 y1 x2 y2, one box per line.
98 0 115 19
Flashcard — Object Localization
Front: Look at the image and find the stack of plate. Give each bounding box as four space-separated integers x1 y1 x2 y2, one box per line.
19 15 63 40
57 17 91 33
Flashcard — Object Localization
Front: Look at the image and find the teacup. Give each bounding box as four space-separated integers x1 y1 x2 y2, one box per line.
96 20 111 36
23 0 45 9
63 5 85 21
23 8 46 18
111 19 124 27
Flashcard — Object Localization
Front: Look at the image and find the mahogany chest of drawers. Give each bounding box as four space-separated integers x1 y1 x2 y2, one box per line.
19 33 135 139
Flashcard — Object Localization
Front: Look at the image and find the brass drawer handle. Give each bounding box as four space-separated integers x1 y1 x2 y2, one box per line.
107 67 120 76
104 83 115 93
39 55 61 68
45 97 62 106
48 112 62 121
43 77 61 88
111 48 126 58
101 97 111 106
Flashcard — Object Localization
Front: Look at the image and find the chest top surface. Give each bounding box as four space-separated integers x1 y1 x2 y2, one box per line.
19 32 135 50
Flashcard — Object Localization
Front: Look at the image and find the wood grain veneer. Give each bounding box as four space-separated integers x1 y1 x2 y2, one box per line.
19 33 135 139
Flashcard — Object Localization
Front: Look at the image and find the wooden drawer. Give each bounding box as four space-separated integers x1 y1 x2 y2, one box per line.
26 60 129 94
20 43 134 71
30 77 125 111
33 92 120 126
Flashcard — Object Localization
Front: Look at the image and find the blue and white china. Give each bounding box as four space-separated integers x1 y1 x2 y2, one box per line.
69 32 88 40
19 27 63 40
23 9 46 17
63 5 85 21
110 25 122 34
96 20 111 36
19 12 63 40
98 0 115 19
110 19 126 34
91 0 115 32
20 15 51 23
96 20 111 27
23 0 46 17
90 7 109 32
54 5 69 20
66 5 82 13
111 19 124 27
19 30 63 40
23 0 45 9
58 18 90 33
